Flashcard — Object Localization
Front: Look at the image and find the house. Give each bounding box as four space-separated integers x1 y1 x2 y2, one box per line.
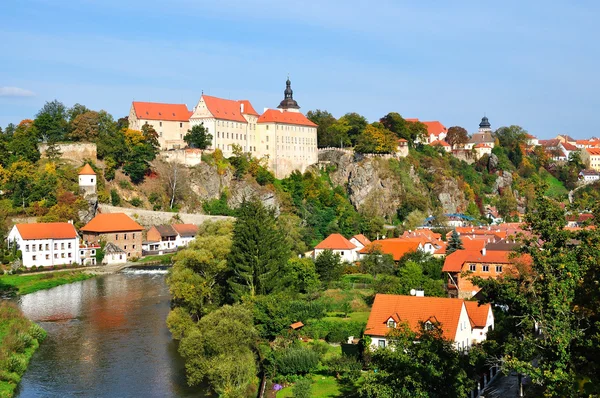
128 102 192 150
7 222 80 268
581 148 600 171
80 213 144 259
365 294 493 352
443 248 530 299
559 142 578 159
465 117 495 150
349 234 371 251
526 134 539 147
484 205 502 224
103 242 127 265
146 225 179 252
172 224 198 247
313 233 358 263
579 169 600 182
78 164 97 196
406 119 447 143
430 140 451 152
396 138 409 157
566 213 593 228
555 134 576 145
79 243 99 266
358 239 421 261
474 143 493 159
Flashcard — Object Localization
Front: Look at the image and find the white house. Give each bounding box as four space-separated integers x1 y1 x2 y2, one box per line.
579 169 600 182
349 234 371 252
103 242 127 265
313 233 359 263
144 224 199 254
79 243 99 266
173 224 198 247
365 294 493 352
78 164 96 196
7 222 80 268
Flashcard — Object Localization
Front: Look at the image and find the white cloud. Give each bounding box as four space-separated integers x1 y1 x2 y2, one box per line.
0 87 35 97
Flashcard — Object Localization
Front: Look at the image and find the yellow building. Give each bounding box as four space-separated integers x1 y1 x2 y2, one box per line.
128 102 192 150
581 147 600 171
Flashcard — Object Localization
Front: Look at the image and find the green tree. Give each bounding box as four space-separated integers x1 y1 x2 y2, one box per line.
178 304 258 396
359 322 472 398
184 123 213 149
446 230 464 255
354 124 397 154
278 257 320 294
34 100 68 142
359 248 395 277
228 200 291 300
339 112 368 145
306 109 336 147
380 112 427 144
9 120 40 163
445 126 468 149
69 110 100 141
314 249 343 285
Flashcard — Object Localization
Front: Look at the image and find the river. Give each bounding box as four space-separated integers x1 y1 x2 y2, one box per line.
13 269 207 398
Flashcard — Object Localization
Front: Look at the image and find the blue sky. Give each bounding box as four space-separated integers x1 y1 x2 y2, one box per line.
0 0 598 138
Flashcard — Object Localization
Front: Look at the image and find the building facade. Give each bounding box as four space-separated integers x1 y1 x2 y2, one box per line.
7 222 80 268
80 213 144 259
78 163 96 196
465 117 495 150
128 102 192 150
581 148 600 171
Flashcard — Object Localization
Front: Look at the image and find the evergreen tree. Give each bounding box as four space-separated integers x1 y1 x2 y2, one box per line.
184 123 213 149
446 230 464 255
314 249 343 284
227 200 290 300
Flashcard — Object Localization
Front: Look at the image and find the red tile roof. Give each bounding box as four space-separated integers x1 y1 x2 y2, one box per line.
290 321 304 330
132 102 191 122
351 234 371 247
258 109 317 127
202 95 249 123
441 249 532 273
474 143 492 149
80 213 144 233
315 233 356 250
359 240 420 261
172 224 198 237
422 121 447 135
586 148 600 156
15 222 78 240
78 164 96 175
562 142 578 151
238 100 259 116
366 294 464 340
431 140 450 147
464 301 491 328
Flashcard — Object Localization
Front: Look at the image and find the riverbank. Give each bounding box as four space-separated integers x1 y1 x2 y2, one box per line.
0 302 46 398
0 271 95 296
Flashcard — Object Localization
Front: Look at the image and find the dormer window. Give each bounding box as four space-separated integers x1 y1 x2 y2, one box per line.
386 318 396 328
424 321 434 331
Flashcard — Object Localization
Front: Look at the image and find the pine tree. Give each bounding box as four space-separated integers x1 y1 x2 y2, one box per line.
446 230 464 255
227 200 290 300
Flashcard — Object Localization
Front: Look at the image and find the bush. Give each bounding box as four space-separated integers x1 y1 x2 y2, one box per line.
308 340 330 357
324 354 362 379
303 320 365 343
0 369 21 384
29 324 47 341
275 346 320 375
292 378 312 398
110 189 121 206
6 355 26 374
118 180 133 190
17 333 33 350
256 167 275 186
130 197 142 207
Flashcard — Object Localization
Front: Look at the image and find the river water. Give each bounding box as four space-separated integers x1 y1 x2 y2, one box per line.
13 269 207 398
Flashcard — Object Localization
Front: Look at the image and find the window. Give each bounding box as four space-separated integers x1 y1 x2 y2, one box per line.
25 244 29 252
68 253 72 258
124 245 127 250
54 243 57 250
482 265 490 272
495 265 503 273
54 254 58 259
45 244 49 250
387 320 396 328
68 242 72 249
60 243 64 250
32 255 37 261
180 122 183 128
91 178 94 183
159 121 162 127
115 234 118 240
469 264 476 272
124 234 127 240
61 253 65 258
132 245 136 249
424 321 434 331
266 145 269 150
378 340 386 348
133 233 136 239
81 251 84 255
39 244 43 251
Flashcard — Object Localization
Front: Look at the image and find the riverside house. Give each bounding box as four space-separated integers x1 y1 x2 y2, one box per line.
80 213 144 259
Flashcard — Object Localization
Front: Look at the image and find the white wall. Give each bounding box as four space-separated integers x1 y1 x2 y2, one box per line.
313 248 357 263
8 226 80 268
470 307 494 344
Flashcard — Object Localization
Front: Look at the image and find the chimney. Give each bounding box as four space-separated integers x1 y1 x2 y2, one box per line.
68 220 73 224
481 247 486 256
415 289 425 297
240 103 245 113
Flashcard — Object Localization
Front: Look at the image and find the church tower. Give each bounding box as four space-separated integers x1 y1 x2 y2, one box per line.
478 116 492 133
277 78 301 112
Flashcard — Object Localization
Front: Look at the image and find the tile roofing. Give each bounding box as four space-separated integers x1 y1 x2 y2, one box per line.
104 242 125 254
155 225 177 237
172 224 198 237
586 148 600 156
15 222 78 240
442 249 513 272
133 102 191 122
431 140 450 147
464 301 491 328
201 95 249 123
78 164 96 175
80 213 144 233
562 142 578 151
315 233 356 250
351 234 371 247
468 132 495 144
359 239 420 261
238 100 259 116
257 109 317 127
422 121 447 135
365 294 464 340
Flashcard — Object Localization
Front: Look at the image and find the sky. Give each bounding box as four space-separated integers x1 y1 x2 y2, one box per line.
0 0 598 138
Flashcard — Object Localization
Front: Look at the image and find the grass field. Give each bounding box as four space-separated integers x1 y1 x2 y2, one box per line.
0 271 94 295
541 169 568 199
322 311 370 324
277 374 340 398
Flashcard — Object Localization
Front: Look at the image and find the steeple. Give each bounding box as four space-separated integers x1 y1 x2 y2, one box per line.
479 116 491 130
277 77 300 111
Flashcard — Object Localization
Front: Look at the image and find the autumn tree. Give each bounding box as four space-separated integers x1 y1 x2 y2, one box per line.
184 123 213 149
9 120 40 163
380 112 428 144
354 124 397 154
69 110 100 141
445 126 468 149
122 124 159 183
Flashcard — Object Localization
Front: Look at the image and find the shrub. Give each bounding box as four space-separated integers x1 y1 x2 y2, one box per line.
130 197 142 207
256 167 275 186
6 355 26 374
29 324 47 341
275 346 320 376
17 333 33 349
118 180 133 190
308 340 330 357
0 369 21 384
110 189 121 206
323 354 362 379
292 378 312 398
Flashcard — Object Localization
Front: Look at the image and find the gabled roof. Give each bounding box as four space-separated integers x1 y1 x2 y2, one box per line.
238 100 259 116
442 249 524 272
365 294 465 340
201 95 250 123
15 222 78 240
474 143 492 149
586 148 600 156
539 139 560 148
257 109 317 127
359 239 420 261
580 169 600 176
79 164 96 175
132 102 191 122
464 301 491 328
422 121 447 135
562 142 578 151
154 225 177 238
172 224 198 237
351 234 371 247
81 213 144 233
315 233 356 250
468 132 494 144
105 242 125 254
431 140 450 147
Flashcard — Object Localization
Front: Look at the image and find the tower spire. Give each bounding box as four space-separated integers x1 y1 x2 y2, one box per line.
278 76 300 111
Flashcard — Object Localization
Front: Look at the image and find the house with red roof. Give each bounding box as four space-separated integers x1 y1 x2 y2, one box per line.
430 140 451 152
358 239 421 261
349 234 371 251
189 79 318 178
405 119 448 144
128 102 192 150
581 147 600 171
8 222 81 267
365 294 493 351
81 213 144 260
78 163 97 196
313 233 360 263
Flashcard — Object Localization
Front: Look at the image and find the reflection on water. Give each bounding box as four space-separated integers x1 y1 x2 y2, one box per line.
15 272 206 398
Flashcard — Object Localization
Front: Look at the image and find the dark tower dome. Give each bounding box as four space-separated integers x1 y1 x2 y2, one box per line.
479 116 491 129
277 78 300 110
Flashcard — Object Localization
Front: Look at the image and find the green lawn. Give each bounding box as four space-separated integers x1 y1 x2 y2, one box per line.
322 311 370 324
277 375 340 398
0 271 94 295
541 169 568 198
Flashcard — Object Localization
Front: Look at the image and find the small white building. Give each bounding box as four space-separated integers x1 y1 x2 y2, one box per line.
103 242 127 265
579 169 600 182
78 164 97 196
349 234 371 252
7 222 80 268
173 224 198 247
313 233 359 263
79 244 99 266
464 301 494 344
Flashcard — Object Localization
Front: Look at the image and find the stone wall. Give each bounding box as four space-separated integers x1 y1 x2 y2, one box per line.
98 204 233 227
160 149 202 167
39 142 97 163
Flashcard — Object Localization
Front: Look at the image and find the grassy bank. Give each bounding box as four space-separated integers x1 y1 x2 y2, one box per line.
0 302 46 398
137 253 175 264
0 271 94 296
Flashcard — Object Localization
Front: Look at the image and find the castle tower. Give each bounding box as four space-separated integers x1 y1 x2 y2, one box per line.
78 163 97 196
277 77 301 112
478 116 492 133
